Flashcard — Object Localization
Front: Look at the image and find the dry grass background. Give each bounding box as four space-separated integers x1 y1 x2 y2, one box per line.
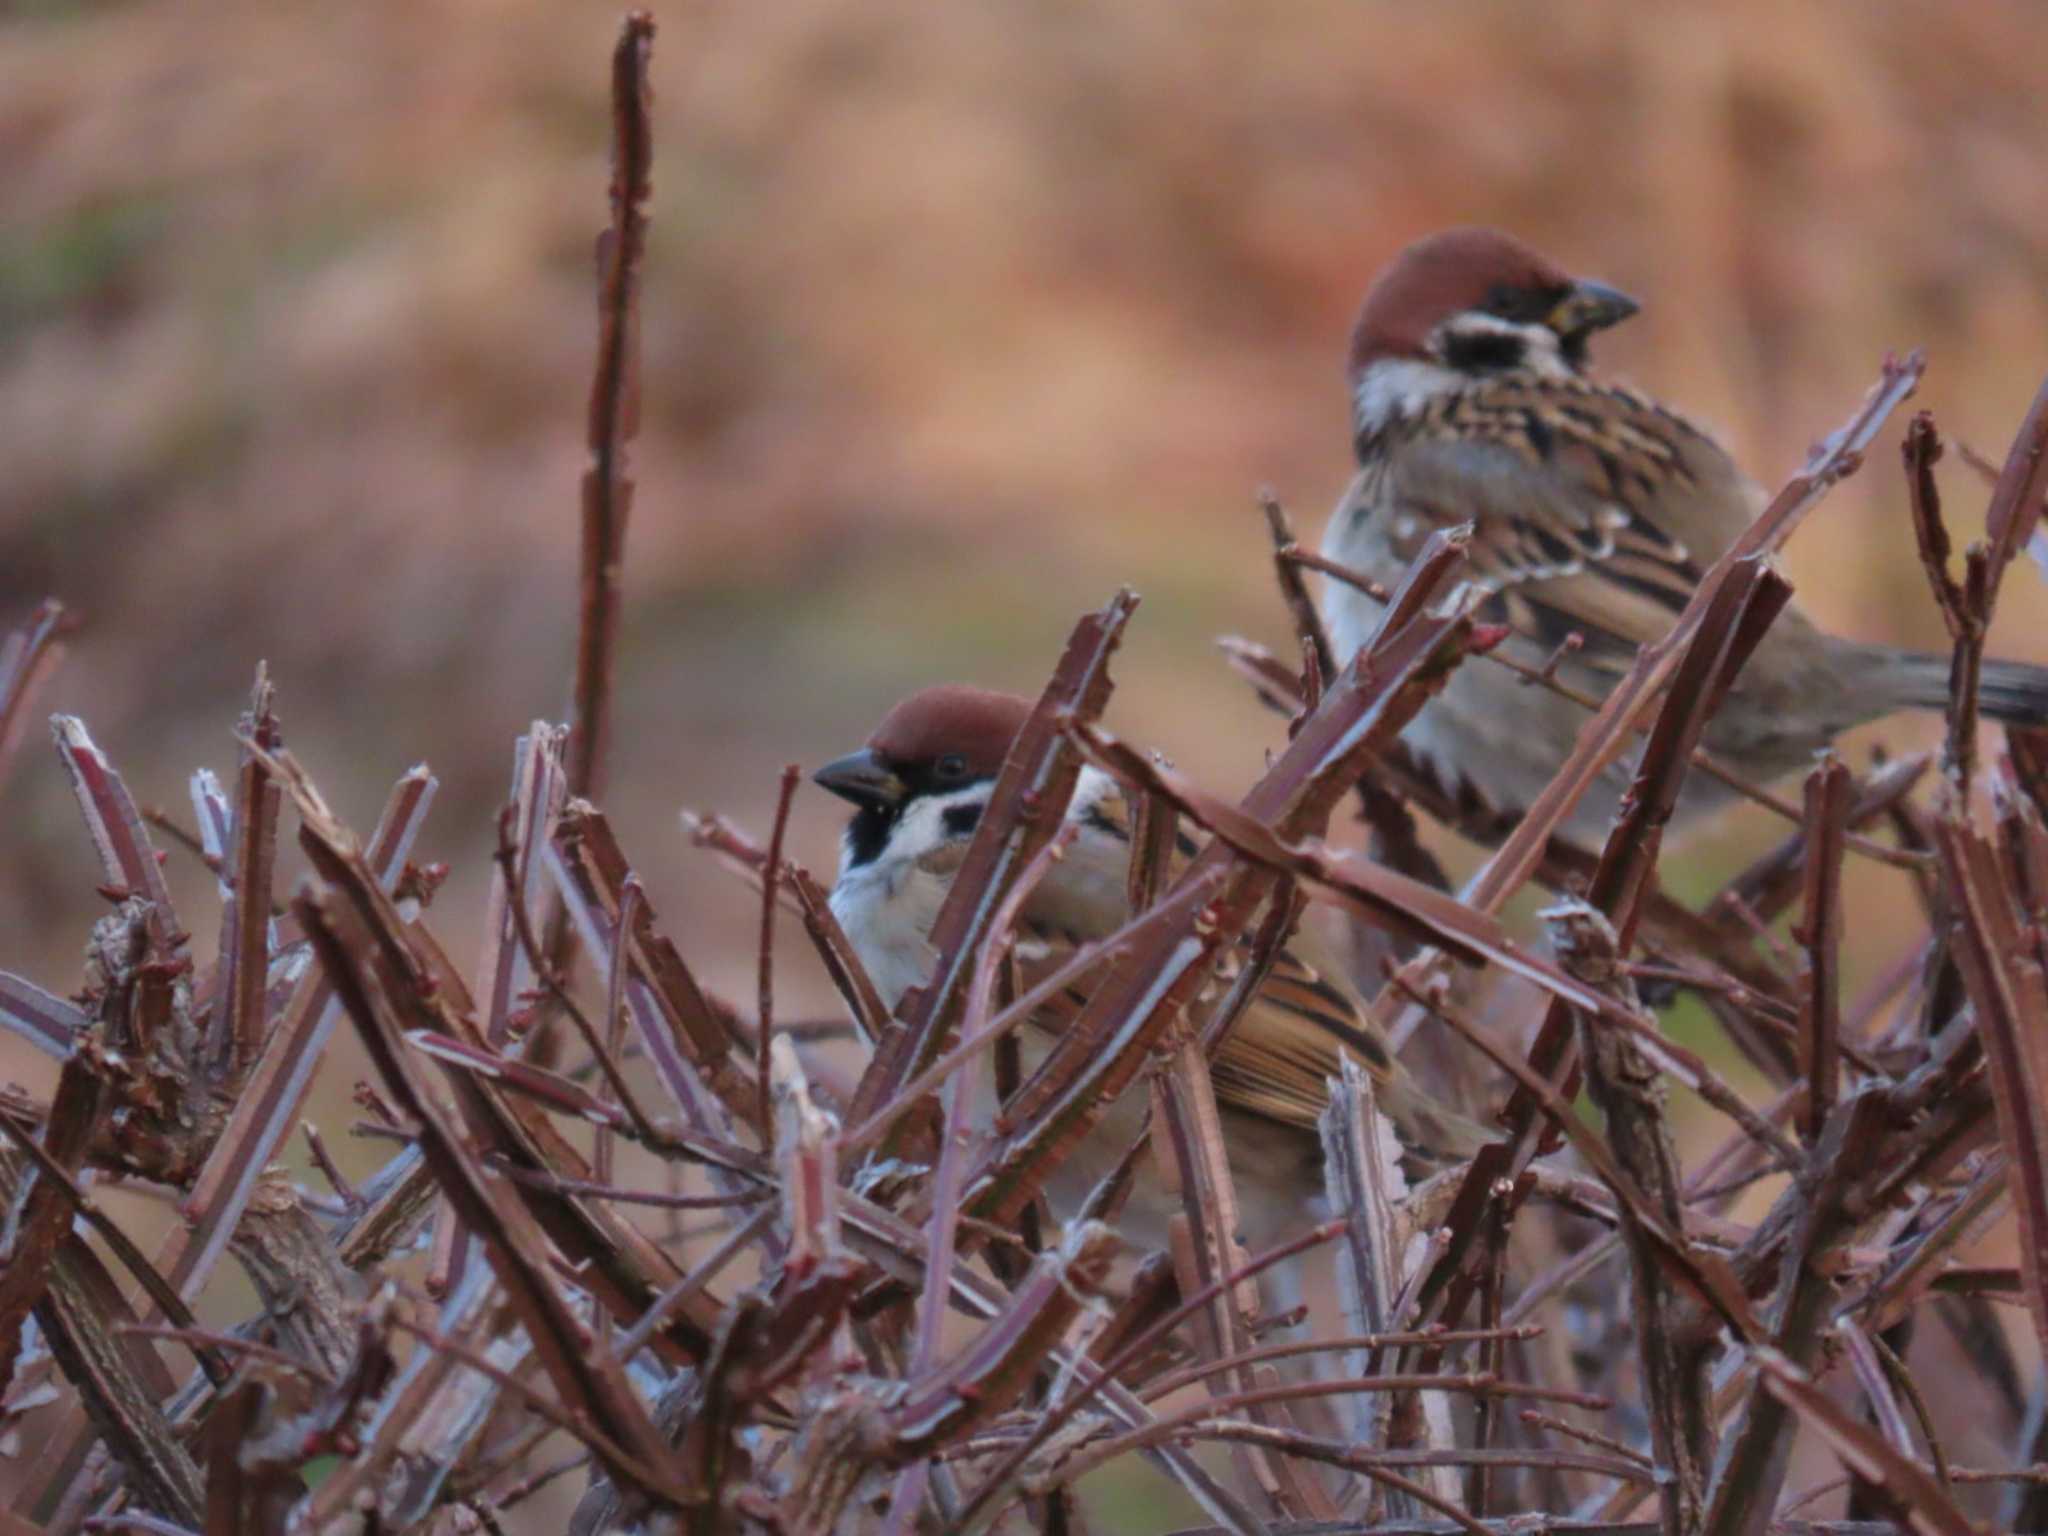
4 3 2048 1526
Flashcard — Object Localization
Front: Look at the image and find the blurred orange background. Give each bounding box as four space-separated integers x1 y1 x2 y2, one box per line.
4 0 2048 1519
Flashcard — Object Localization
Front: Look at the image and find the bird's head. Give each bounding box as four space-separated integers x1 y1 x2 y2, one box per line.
814 686 1030 868
1348 227 1638 430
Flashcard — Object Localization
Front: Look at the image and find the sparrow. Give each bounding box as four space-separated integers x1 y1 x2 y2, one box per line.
1321 226 2048 842
814 685 1474 1250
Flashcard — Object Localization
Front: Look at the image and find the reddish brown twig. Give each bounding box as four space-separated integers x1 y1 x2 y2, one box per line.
570 11 655 804
1796 753 1851 1143
1260 489 1336 684
756 764 800 1139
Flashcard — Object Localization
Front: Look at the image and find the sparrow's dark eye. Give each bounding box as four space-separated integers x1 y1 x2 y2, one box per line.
1482 282 1567 324
935 753 967 780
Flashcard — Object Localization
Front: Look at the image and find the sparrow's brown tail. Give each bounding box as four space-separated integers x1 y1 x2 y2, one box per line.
1885 650 2048 726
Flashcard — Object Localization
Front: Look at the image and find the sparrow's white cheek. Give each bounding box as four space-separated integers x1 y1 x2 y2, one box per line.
1351 358 1466 433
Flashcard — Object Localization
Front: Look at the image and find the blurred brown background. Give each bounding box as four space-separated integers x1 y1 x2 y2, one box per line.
4 0 2048 1520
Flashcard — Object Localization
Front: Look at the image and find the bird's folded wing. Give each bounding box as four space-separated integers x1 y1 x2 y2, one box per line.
997 780 1486 1150
1006 916 1383 1134
1368 378 1743 668
1206 948 1393 1131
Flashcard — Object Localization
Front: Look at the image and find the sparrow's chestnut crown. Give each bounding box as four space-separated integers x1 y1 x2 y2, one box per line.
814 685 1028 810
1348 227 1638 377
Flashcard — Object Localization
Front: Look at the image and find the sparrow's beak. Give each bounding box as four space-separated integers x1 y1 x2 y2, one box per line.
812 748 905 810
1547 279 1639 339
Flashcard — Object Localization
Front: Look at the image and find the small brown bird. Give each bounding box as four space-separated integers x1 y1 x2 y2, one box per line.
815 685 1472 1248
1322 226 2048 841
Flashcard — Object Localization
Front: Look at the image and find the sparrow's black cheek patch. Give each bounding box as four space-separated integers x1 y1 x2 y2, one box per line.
942 803 983 839
1441 329 1527 374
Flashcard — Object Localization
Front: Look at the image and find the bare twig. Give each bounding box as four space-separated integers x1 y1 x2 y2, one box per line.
1797 753 1851 1142
0 599 69 789
756 764 799 1141
1261 489 1336 683
1545 902 1711 1535
570 10 655 804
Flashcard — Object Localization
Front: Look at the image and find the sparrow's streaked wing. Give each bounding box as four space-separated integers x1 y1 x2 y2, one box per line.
1017 781 1415 1136
1359 377 1743 667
